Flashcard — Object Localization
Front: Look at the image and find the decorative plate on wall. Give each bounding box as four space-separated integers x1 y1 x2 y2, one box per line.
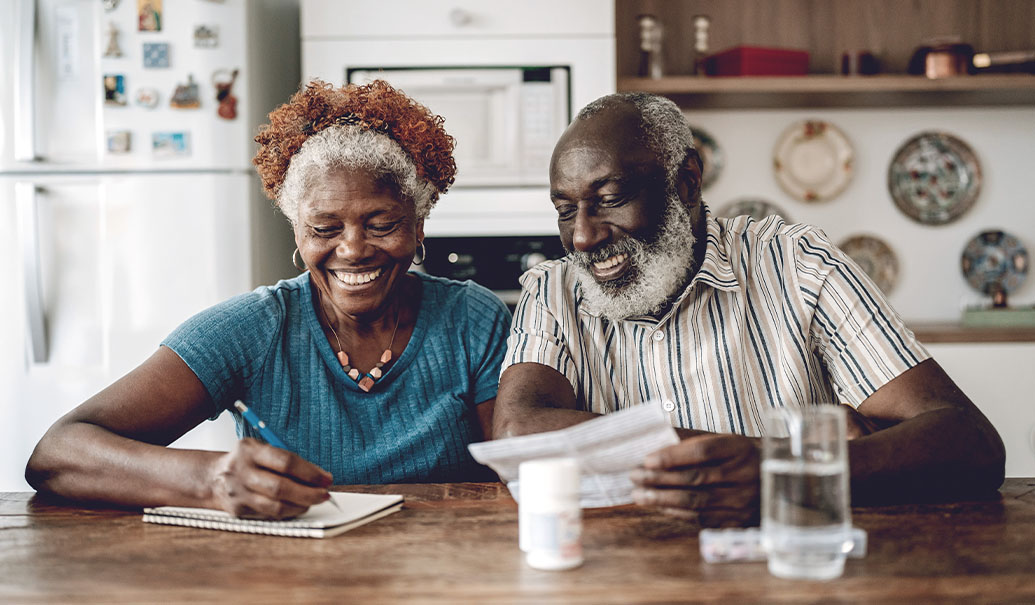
960 229 1029 296
691 124 723 190
716 197 791 222
772 119 854 202
888 132 982 225
839 234 900 294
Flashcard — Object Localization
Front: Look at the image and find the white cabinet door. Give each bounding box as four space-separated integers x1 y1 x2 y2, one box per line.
927 343 1035 478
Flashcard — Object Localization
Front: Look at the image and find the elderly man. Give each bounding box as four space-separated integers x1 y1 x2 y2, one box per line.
493 92 1005 526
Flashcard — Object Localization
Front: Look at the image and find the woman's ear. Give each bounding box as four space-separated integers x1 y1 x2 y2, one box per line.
416 219 425 243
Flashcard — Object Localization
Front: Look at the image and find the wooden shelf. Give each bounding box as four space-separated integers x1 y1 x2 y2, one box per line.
910 322 1035 344
616 75 1035 109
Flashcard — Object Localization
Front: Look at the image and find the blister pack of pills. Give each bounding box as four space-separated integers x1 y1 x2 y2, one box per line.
699 527 868 563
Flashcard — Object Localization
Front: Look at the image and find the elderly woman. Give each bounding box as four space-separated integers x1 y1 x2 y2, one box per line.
25 79 511 518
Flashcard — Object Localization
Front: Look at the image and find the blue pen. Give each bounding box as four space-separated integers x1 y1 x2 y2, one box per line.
234 400 288 449
233 400 340 511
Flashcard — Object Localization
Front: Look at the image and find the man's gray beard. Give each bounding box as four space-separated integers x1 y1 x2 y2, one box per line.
569 194 698 321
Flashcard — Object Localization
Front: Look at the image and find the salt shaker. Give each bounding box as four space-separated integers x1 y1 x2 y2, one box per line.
518 457 583 570
637 14 663 79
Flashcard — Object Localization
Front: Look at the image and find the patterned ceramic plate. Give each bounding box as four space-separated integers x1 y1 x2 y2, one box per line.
960 230 1029 295
716 197 791 222
691 124 723 190
773 119 854 202
839 234 900 294
888 132 981 225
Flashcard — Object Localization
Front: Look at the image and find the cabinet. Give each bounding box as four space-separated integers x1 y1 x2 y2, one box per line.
924 341 1035 478
615 0 1035 108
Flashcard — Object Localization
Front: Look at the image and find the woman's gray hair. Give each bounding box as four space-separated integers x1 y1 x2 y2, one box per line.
575 92 696 184
277 124 439 226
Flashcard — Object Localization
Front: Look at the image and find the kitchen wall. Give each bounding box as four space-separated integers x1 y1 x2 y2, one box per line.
685 105 1035 323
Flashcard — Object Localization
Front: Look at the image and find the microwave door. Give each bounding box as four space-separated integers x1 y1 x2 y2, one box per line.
349 69 522 187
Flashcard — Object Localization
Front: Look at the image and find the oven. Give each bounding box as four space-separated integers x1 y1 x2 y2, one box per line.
421 235 568 308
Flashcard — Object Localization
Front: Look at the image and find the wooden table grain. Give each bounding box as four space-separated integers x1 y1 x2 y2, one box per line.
1 479 1034 603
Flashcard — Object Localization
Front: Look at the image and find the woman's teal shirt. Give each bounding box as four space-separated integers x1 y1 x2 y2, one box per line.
162 272 511 483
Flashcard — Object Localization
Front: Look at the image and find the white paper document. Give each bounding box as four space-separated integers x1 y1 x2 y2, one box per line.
468 402 680 508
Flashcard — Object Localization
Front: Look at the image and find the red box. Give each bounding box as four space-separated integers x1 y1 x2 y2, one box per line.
705 46 810 76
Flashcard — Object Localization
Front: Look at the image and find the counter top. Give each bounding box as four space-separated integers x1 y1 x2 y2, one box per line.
910 322 1035 343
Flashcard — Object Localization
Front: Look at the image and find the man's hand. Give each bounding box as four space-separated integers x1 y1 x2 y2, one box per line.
629 433 761 527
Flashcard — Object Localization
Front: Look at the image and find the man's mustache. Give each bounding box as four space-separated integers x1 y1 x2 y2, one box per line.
567 238 640 269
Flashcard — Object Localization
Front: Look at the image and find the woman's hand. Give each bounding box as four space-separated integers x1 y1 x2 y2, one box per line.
629 434 761 527
207 438 334 519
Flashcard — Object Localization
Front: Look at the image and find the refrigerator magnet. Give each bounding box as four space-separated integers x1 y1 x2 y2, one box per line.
104 74 127 106
106 131 132 154
213 69 239 120
170 75 200 109
152 132 191 158
142 42 170 69
138 0 162 32
194 25 219 48
103 23 123 58
103 0 121 11
135 87 160 109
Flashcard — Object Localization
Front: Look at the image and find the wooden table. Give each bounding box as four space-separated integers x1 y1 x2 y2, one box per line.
2 480 1034 603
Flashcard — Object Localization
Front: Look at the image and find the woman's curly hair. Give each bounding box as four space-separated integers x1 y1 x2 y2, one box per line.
253 79 456 223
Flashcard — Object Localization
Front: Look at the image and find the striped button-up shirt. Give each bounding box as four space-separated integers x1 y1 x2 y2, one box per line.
503 214 929 436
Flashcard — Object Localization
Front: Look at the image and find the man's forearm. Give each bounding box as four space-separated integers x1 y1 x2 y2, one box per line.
847 406 1006 505
494 406 601 438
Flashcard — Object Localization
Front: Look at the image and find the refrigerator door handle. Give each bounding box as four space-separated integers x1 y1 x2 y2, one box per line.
16 182 49 363
14 0 38 162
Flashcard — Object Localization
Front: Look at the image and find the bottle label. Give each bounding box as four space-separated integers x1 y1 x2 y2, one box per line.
521 509 582 560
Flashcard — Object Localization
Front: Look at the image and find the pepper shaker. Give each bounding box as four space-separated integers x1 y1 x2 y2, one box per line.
692 14 711 76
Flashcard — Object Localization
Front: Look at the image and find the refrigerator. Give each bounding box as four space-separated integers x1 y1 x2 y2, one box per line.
1 0 301 490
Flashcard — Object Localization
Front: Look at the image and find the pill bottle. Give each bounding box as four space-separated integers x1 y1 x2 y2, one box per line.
518 457 583 570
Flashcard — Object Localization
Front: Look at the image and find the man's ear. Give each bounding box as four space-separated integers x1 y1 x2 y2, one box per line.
676 148 703 205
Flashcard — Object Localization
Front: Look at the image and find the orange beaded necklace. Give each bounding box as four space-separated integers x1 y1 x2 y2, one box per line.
319 295 401 393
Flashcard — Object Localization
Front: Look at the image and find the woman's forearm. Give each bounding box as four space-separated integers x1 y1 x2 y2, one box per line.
26 420 223 509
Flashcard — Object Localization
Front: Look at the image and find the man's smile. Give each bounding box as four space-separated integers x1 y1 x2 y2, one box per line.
591 252 631 281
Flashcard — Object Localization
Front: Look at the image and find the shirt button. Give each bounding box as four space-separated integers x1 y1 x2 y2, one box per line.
652 331 664 342
662 400 676 412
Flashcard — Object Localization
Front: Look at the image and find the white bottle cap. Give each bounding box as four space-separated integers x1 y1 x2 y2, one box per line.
518 457 579 507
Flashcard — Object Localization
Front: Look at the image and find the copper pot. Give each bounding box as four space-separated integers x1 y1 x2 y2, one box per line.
925 43 973 78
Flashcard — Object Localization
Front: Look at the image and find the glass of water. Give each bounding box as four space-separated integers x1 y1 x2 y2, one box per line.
761 405 853 581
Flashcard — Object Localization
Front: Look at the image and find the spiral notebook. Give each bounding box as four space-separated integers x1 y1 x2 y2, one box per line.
142 492 403 538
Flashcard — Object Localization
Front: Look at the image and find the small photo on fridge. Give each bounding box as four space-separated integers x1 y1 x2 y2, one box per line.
106 130 132 154
142 42 170 68
138 0 162 32
152 132 191 158
193 24 219 48
103 74 127 106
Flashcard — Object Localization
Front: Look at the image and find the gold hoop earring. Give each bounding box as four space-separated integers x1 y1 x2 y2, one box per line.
412 240 426 266
292 248 306 271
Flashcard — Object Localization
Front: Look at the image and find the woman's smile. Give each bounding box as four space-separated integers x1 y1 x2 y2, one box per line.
329 267 385 287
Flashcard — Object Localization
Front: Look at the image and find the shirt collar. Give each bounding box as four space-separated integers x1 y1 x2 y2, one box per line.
687 209 741 293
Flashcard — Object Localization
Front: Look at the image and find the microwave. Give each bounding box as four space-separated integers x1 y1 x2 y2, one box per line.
348 66 571 188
